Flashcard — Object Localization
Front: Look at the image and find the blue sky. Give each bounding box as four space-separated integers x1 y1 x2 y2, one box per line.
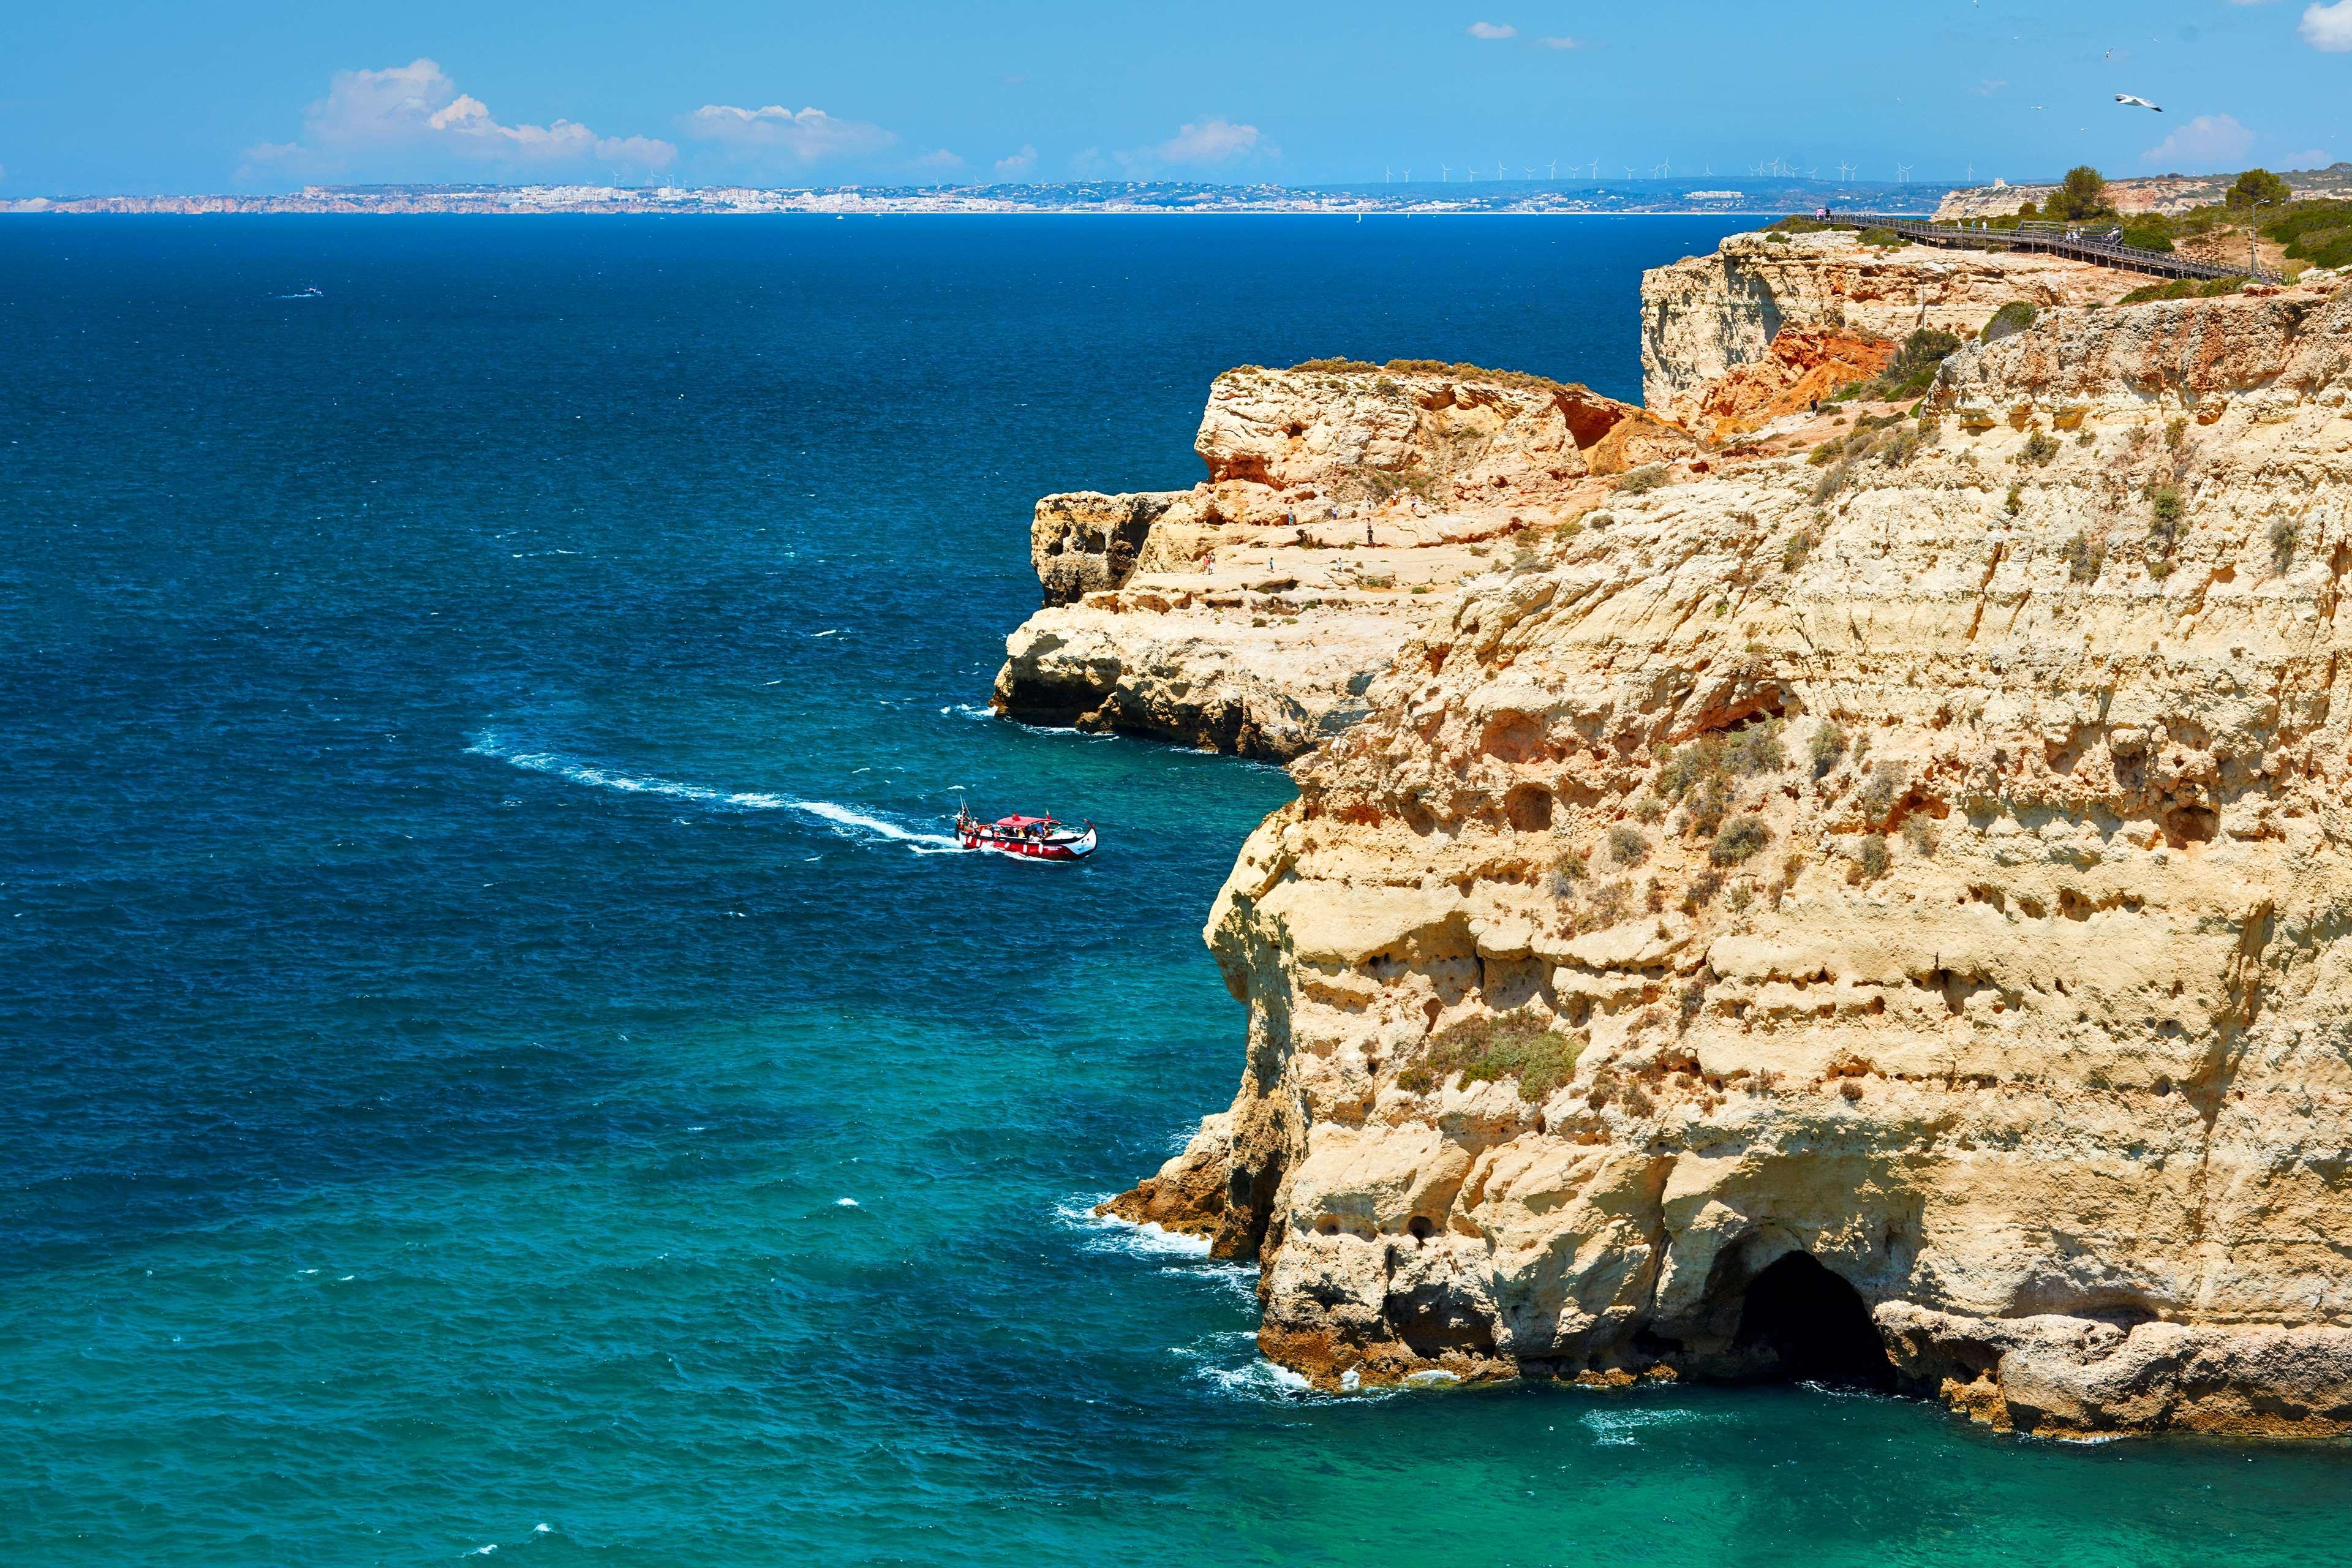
1 1 2346 194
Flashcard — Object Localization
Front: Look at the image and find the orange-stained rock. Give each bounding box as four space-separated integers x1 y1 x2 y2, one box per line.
1690 326 1899 440
1642 230 2138 421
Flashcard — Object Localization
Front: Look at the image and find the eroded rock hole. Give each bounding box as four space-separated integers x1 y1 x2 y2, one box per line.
2162 805 2217 848
1504 783 1554 831
1733 1253 1896 1391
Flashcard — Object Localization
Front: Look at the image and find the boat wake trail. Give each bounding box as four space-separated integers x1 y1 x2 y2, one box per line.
467 733 962 853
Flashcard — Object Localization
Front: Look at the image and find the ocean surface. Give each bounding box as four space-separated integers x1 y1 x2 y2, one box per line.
4 215 2350 1566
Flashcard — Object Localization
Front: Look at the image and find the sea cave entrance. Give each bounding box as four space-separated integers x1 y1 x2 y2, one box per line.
1733 1251 1897 1392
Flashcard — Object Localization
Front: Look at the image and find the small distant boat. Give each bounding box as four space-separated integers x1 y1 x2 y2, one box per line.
953 807 1097 861
279 286 324 300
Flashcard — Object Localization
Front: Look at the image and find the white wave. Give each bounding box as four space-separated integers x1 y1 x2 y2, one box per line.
835 1197 861 1208
1199 1358 1313 1400
1054 1195 1212 1258
944 703 1117 742
467 733 962 853
1158 1261 1257 1303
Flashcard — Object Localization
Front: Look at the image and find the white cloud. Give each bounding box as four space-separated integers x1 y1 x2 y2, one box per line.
682 104 899 165
2141 113 2256 171
2280 148 2333 168
1152 118 1264 165
994 144 1038 177
1468 21 1517 39
1537 36 1582 49
1973 79 2007 97
916 148 963 170
241 59 674 181
2303 1 2352 48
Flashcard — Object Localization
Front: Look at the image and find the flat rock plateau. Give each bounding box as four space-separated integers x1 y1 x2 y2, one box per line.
996 229 2352 1438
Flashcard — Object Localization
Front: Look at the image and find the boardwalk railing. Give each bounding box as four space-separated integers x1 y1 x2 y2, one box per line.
1822 211 2274 284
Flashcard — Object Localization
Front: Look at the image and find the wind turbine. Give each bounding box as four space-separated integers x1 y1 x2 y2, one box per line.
1895 162 1913 183
1548 159 1558 179
1384 165 1392 184
1497 159 1507 179
1441 164 1450 183
1401 167 1411 183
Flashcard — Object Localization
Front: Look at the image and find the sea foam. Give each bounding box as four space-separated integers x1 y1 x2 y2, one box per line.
467 733 962 853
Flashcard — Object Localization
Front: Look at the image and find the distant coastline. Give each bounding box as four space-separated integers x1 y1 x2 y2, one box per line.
0 176 1961 219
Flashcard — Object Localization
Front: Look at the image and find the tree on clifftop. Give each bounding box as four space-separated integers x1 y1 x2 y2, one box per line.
2228 168 2291 211
2046 166 2115 222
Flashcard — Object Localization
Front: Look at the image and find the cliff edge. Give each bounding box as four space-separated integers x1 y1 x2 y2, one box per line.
991 362 1687 760
1098 262 2352 1438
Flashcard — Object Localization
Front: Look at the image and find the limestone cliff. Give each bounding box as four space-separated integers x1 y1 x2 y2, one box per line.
992 363 1686 760
1641 231 2134 423
1109 268 2352 1438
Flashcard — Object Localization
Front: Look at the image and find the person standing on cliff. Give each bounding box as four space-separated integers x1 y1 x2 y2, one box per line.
1366 520 1374 546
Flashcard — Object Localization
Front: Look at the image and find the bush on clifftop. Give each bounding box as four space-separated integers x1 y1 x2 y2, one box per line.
2046 167 2117 223
2228 168 2293 212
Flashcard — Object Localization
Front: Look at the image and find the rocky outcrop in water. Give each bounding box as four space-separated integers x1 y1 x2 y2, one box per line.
1105 263 2352 1438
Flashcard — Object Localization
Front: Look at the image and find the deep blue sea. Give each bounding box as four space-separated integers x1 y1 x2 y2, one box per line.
5 216 2350 1565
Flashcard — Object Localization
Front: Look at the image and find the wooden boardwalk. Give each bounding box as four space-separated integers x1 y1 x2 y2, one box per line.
1827 211 2273 284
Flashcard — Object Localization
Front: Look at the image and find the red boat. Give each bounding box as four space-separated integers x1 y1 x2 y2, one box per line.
953 807 1098 861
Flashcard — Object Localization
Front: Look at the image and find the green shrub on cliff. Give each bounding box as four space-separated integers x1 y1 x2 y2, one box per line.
2119 275 2250 305
1657 720 1785 802
1980 301 2038 344
1711 816 1772 867
2265 199 2352 270
1400 1014 1585 1102
1831 328 1963 403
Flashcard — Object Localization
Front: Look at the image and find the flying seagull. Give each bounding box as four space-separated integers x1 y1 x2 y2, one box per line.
2116 93 2163 112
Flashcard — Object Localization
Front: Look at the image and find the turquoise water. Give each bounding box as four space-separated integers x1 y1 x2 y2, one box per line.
5 216 2349 1564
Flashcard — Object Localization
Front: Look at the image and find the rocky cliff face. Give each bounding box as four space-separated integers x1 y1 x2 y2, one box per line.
1686 325 1897 441
992 363 1686 759
1109 270 2352 1437
1641 232 2133 422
